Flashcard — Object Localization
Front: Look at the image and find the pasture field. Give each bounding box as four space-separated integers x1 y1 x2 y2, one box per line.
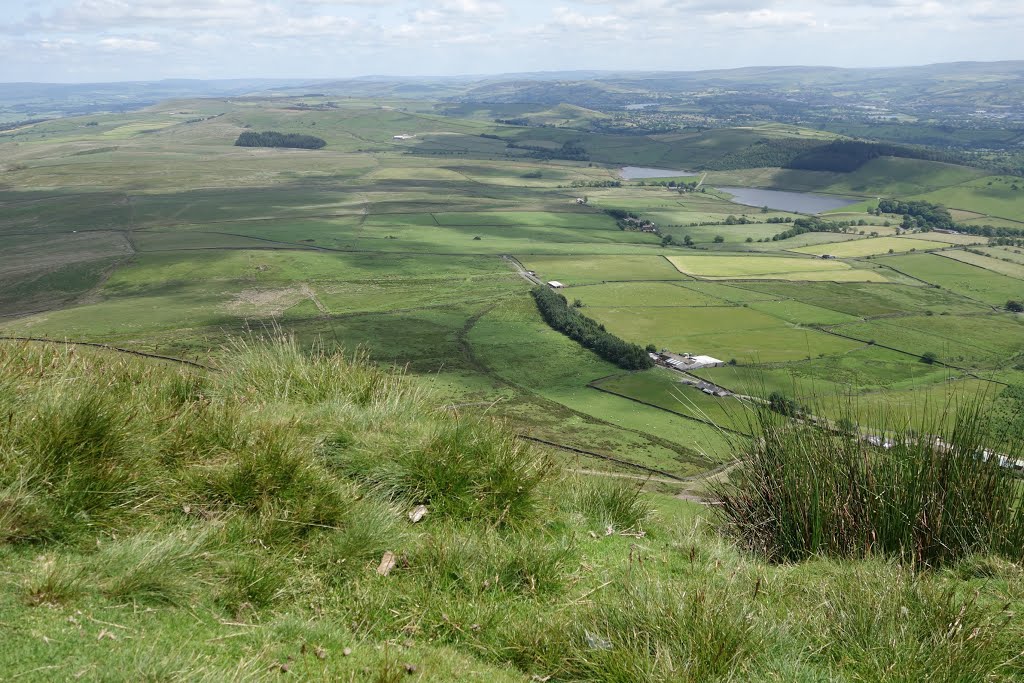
789 235 947 257
979 246 1024 266
939 249 1024 279
591 369 755 433
827 313 1024 370
695 361 998 429
877 252 1024 305
914 231 988 245
584 305 863 363
667 253 890 282
909 175 1024 222
746 299 861 325
520 254 690 284
1 95 1021 482
567 281 730 308
732 281 991 317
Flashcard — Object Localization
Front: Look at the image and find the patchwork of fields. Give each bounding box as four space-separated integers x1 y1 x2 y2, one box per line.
2 97 1022 477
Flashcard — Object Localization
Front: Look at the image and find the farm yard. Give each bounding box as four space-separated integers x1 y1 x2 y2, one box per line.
2 96 1023 482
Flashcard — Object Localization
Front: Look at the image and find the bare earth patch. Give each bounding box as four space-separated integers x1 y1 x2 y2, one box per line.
226 286 308 317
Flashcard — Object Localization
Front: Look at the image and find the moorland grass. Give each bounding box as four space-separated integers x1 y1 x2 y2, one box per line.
2 338 1024 680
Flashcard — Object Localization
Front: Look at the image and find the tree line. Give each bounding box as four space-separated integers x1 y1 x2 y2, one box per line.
235 131 327 150
531 286 652 370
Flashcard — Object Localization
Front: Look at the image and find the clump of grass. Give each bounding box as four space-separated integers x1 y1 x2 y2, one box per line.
716 399 1024 567
344 414 554 525
499 576 761 682
409 526 576 597
810 568 1019 682
564 475 652 532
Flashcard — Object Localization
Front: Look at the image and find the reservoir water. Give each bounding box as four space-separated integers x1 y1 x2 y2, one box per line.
717 187 858 214
620 166 699 180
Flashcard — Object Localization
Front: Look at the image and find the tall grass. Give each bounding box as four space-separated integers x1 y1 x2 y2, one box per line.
716 399 1024 567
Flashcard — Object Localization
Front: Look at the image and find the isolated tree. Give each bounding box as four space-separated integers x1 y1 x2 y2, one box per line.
714 235 725 243
920 351 938 365
1007 300 1024 312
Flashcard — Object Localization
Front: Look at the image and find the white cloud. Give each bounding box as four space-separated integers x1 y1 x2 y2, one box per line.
0 0 1020 81
98 36 161 52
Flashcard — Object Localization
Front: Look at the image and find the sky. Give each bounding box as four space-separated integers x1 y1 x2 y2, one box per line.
1 0 1022 83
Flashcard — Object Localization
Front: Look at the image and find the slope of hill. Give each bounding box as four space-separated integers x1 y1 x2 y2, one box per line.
2 337 1023 681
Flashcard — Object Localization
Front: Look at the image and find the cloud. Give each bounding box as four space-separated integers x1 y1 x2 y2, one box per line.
0 0 1020 81
98 36 161 52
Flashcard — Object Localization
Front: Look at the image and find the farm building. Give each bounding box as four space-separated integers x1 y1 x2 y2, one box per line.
547 281 565 289
690 355 725 368
654 351 725 371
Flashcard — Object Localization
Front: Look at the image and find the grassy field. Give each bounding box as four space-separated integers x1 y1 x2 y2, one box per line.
585 305 863 363
876 253 1024 305
667 254 890 282
4 94 1024 682
1 94 1020 498
909 175 1024 222
789 235 947 257
939 249 1024 279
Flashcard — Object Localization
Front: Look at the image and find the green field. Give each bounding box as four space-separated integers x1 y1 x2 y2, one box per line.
667 254 890 282
1 94 1020 488
585 305 863 363
877 253 1024 305
909 175 1024 222
789 236 947 257
940 249 1024 279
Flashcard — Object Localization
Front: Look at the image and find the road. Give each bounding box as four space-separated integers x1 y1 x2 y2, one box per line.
502 255 543 285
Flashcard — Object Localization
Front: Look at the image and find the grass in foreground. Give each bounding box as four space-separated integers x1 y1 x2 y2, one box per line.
2 338 1024 681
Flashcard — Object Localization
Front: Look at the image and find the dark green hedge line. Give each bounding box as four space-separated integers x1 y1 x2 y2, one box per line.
531 286 652 371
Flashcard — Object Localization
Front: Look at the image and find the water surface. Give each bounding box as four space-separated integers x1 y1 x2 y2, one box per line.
620 166 698 180
717 187 858 214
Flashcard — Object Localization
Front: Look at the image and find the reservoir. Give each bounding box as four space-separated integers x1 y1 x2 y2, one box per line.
620 166 699 180
717 187 858 214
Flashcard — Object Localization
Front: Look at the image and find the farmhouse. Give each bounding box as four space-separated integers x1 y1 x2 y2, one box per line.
393 134 414 140
547 281 565 289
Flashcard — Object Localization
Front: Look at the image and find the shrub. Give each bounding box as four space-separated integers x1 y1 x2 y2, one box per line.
716 401 1024 567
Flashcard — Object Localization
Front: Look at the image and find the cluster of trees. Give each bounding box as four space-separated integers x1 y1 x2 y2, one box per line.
235 131 326 149
771 216 848 241
531 287 652 370
787 140 953 173
605 209 658 233
508 140 589 161
703 138 822 171
877 199 954 230
702 138 958 174
570 179 621 188
960 224 1024 239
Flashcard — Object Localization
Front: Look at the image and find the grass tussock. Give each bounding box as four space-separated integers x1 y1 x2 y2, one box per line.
717 399 1024 567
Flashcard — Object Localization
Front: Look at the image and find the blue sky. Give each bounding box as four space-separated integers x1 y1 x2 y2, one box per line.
1 0 1022 82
